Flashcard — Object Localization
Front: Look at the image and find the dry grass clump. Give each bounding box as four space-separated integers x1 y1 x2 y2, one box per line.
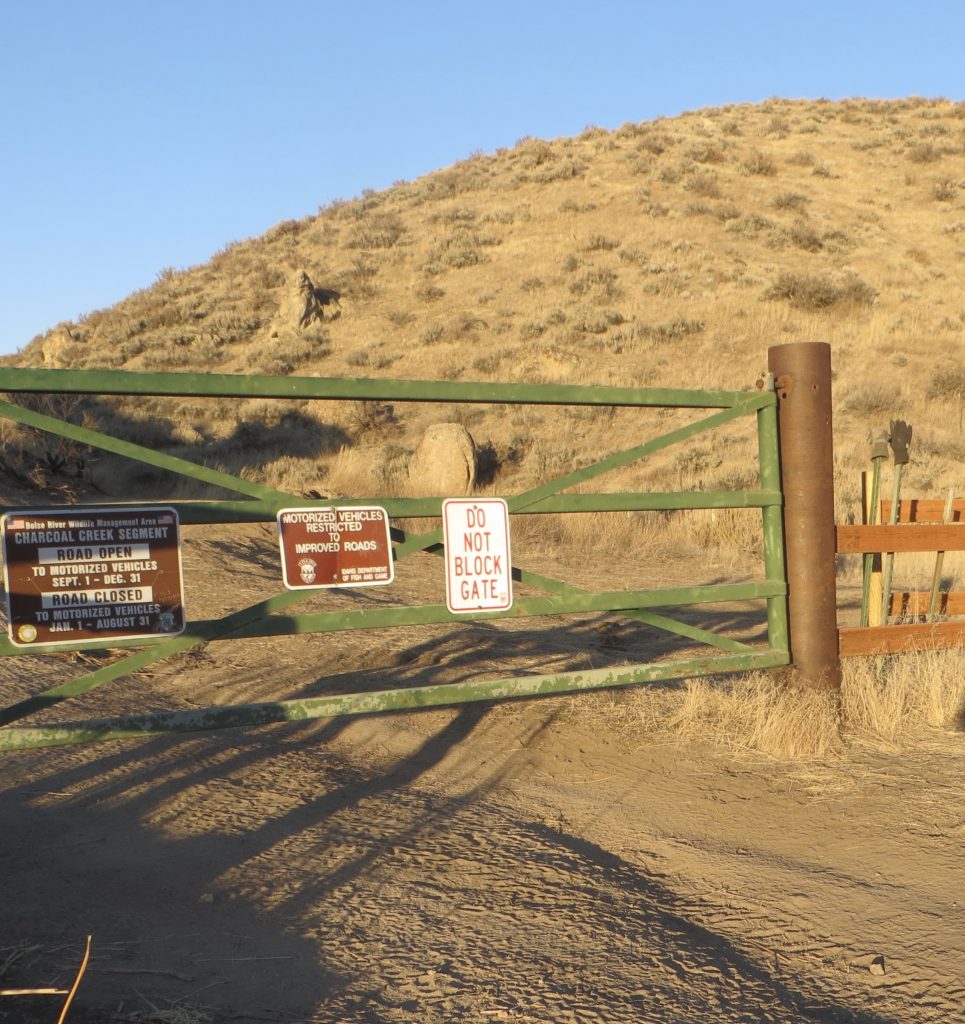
324 442 411 496
841 647 965 745
610 647 965 760
657 672 844 759
508 509 663 565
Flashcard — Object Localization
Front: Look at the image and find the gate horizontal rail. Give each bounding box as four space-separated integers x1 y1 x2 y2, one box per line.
0 581 784 659
0 488 782 526
0 366 763 408
0 649 792 751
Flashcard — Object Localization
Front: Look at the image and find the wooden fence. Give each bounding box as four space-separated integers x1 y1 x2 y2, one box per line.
837 498 965 656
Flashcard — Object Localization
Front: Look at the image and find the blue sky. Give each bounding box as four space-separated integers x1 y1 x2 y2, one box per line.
2 0 964 356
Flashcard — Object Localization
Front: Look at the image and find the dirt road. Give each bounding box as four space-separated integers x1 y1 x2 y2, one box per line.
1 524 962 1023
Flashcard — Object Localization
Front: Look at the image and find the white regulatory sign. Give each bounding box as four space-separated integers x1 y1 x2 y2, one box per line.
442 498 512 614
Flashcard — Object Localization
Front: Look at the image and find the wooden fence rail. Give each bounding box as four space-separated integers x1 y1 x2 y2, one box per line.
839 620 965 657
880 499 964 522
836 524 965 554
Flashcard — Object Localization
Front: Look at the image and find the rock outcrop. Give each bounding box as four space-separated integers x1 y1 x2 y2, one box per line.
407 423 477 496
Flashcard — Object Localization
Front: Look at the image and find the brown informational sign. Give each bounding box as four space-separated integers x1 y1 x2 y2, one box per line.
277 506 394 590
2 506 186 647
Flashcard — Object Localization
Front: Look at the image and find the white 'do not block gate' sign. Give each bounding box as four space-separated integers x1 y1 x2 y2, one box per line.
443 498 512 614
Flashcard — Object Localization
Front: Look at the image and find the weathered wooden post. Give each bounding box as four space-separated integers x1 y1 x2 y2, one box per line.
768 342 842 690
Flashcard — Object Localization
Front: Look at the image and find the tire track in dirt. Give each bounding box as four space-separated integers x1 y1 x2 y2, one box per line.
73 709 900 1024
506 740 965 1024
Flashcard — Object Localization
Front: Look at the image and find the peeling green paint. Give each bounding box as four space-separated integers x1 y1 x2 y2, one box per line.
0 649 790 751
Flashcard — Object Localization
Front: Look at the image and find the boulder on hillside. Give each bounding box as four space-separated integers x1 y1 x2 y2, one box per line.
407 423 477 497
271 270 341 336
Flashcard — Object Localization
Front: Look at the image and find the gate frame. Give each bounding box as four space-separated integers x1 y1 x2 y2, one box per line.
0 360 796 750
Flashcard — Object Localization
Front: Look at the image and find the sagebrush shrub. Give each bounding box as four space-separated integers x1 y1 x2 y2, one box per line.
926 368 965 400
415 283 445 302
786 221 824 252
740 149 777 176
419 324 445 344
581 234 621 252
907 142 942 163
841 381 903 416
345 213 406 249
683 172 721 197
772 191 809 212
569 268 620 298
635 318 705 342
763 272 876 311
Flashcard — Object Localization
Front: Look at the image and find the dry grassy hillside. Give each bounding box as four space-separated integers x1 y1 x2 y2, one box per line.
4 100 965 1024
7 96 965 519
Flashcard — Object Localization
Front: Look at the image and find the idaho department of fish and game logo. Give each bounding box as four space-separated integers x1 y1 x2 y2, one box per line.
298 557 318 585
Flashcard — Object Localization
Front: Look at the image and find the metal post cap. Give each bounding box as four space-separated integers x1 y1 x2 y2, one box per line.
869 430 890 460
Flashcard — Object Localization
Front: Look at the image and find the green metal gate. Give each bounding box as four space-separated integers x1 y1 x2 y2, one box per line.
0 366 789 750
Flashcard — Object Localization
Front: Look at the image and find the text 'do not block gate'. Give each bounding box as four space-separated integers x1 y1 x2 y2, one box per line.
1 506 185 647
277 506 394 589
443 498 512 614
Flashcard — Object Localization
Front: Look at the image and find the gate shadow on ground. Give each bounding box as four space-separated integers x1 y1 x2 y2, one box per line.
1 688 907 1023
0 706 503 1022
286 595 774 703
505 821 903 1024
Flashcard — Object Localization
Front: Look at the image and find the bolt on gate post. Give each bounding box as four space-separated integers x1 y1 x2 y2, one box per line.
768 342 842 690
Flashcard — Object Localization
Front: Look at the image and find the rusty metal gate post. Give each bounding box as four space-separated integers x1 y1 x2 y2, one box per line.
768 342 842 690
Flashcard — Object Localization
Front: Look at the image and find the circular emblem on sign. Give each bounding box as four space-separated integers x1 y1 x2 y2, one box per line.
158 611 176 632
298 557 318 584
17 624 38 643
